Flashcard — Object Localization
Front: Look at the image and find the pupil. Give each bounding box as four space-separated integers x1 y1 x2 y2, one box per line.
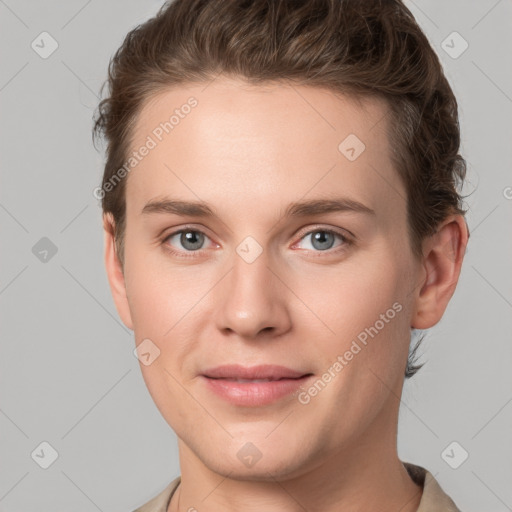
182 231 203 250
313 231 334 250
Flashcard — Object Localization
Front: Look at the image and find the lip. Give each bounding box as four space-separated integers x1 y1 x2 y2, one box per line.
202 364 309 380
201 365 314 407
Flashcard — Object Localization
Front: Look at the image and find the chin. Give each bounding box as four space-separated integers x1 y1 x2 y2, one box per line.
194 437 312 482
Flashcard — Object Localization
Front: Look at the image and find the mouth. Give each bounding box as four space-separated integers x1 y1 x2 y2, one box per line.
209 377 304 382
202 364 312 380
208 377 302 382
201 365 314 406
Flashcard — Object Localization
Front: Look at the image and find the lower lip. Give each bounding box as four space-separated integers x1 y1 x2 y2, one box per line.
201 375 313 407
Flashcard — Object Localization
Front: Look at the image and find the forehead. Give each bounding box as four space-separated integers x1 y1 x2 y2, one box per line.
125 77 404 223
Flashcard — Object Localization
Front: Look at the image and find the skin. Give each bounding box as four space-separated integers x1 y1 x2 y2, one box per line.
103 76 468 512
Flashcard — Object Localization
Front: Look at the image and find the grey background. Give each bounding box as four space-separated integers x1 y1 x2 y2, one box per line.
0 0 511 510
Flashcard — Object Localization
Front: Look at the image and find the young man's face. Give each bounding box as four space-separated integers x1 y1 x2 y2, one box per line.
105 77 432 479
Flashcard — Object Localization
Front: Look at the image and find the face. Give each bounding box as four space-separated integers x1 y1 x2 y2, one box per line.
107 77 427 480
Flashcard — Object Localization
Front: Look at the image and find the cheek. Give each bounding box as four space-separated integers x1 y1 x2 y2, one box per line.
298 260 411 428
293 250 413 387
298 255 405 332
123 239 200 334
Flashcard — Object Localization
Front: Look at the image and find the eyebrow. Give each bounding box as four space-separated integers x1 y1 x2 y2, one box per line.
141 197 375 219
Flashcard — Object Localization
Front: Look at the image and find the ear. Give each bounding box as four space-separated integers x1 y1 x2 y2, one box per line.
103 213 134 330
411 214 469 329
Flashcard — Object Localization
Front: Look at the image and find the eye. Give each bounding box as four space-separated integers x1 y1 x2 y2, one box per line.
293 228 351 253
161 226 352 259
162 228 216 257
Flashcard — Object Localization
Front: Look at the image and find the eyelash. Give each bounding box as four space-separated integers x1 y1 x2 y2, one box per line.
161 224 353 259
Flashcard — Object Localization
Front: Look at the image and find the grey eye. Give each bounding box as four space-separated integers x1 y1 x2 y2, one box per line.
168 230 206 251
309 231 336 251
297 230 346 252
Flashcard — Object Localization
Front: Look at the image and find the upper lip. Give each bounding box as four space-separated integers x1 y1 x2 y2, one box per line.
202 364 311 380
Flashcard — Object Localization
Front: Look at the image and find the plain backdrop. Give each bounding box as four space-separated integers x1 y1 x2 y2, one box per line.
0 0 511 511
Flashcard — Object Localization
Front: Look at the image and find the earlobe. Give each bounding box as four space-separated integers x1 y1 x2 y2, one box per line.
411 215 469 330
103 214 134 330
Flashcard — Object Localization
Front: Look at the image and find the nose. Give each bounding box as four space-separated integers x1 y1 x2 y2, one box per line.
213 247 292 340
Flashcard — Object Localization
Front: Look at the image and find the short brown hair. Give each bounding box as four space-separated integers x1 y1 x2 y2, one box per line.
92 0 468 378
